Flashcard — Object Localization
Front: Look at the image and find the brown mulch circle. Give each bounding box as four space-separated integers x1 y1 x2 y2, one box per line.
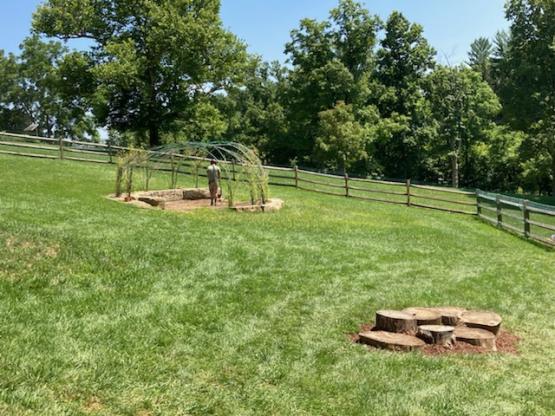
350 324 520 356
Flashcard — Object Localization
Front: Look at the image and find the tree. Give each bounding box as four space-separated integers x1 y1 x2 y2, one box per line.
33 0 247 147
283 0 379 165
0 50 28 132
166 100 227 143
314 101 373 172
426 66 501 188
501 0 555 194
217 58 289 163
468 37 493 84
471 126 524 191
374 11 436 179
2 36 97 139
16 36 67 138
329 0 380 82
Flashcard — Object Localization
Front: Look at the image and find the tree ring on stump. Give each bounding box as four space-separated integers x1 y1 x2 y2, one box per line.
403 307 442 326
461 311 502 335
375 310 418 335
418 325 455 347
359 331 426 352
454 327 497 351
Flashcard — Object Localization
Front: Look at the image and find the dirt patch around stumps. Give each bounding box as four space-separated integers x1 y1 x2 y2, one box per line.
349 326 519 356
351 307 520 356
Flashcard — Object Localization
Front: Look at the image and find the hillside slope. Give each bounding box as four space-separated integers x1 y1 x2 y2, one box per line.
0 155 554 415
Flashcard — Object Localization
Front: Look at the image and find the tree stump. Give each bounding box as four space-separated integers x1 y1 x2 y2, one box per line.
429 307 467 326
418 325 455 347
403 307 442 326
454 327 497 351
461 311 502 335
375 310 418 335
359 331 426 352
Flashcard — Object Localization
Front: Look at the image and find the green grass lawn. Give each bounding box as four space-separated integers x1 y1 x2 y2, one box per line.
1 154 554 416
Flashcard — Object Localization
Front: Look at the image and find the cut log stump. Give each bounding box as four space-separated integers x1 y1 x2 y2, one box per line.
429 307 467 326
454 327 497 351
403 307 442 326
461 311 502 335
418 325 455 347
359 331 426 352
375 310 418 335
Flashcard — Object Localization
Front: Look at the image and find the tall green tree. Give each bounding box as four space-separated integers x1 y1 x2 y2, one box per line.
16 36 67 137
501 0 555 194
284 0 379 164
3 36 97 139
217 58 289 163
468 37 493 84
0 50 28 131
314 101 374 172
33 0 247 147
426 66 501 188
374 11 436 179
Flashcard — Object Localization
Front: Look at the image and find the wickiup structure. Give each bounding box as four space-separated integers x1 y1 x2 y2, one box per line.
115 142 269 208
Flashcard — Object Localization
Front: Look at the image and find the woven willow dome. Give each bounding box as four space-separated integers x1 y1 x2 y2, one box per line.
116 142 269 208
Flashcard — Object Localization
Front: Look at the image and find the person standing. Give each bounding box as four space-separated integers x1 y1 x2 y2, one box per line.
207 159 221 206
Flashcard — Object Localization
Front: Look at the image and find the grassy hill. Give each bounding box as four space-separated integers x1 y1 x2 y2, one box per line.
0 154 554 415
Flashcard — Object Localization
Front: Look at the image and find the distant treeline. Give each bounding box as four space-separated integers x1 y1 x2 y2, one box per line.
0 0 553 194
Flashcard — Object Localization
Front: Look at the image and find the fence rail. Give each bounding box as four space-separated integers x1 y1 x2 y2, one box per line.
477 190 555 247
2 131 554 248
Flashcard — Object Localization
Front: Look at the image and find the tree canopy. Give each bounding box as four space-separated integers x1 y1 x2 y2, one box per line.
33 0 247 146
0 0 553 195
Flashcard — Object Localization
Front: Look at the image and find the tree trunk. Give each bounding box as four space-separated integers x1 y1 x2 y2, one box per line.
460 310 502 335
454 327 497 351
149 125 160 148
375 310 418 335
552 155 555 197
429 307 467 326
451 148 459 188
403 308 442 326
358 331 426 352
417 325 455 347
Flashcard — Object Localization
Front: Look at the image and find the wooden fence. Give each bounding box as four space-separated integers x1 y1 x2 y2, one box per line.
477 190 555 247
3 131 555 248
0 130 477 213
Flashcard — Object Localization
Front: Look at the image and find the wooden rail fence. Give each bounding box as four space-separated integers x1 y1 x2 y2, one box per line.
477 190 555 247
2 131 554 248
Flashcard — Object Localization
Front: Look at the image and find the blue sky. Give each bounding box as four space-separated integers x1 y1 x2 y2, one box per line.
1 0 508 65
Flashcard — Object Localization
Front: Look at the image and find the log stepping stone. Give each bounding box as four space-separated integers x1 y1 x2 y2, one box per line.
359 331 426 352
454 327 497 351
418 325 455 347
375 310 418 335
403 307 442 326
429 307 467 326
461 310 502 335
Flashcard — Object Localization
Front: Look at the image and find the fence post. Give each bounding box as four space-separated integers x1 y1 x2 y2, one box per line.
115 166 123 197
476 192 482 216
496 195 503 227
523 200 531 238
294 166 299 188
58 137 64 160
107 140 113 164
344 173 349 197
232 161 236 182
170 153 177 189
406 179 411 207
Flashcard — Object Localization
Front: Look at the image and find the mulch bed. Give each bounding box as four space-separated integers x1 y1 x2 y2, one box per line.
349 324 520 356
